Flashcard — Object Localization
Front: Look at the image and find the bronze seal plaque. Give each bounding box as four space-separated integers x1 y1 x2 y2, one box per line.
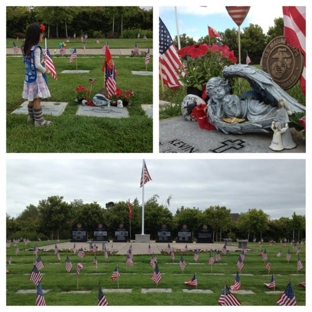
261 36 304 90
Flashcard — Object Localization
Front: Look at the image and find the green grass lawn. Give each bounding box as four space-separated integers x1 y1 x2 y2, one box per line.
6 53 153 153
6 241 306 306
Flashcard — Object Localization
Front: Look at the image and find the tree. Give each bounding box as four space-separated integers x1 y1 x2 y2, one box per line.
202 206 232 241
291 212 305 242
15 204 40 234
266 17 284 44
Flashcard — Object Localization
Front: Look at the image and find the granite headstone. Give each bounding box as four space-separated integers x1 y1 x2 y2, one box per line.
113 224 129 242
93 223 108 241
176 224 192 243
197 224 213 243
156 224 172 242
70 223 87 242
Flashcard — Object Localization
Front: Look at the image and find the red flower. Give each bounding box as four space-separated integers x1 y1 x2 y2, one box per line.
178 44 209 58
299 116 306 129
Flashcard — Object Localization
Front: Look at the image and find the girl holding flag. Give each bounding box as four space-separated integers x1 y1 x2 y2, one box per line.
22 23 53 127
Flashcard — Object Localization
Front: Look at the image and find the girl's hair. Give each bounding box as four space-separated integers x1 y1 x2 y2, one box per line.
23 23 44 56
206 77 230 96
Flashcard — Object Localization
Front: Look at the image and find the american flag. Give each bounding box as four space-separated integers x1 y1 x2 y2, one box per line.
73 32 76 38
240 250 245 261
56 252 60 261
134 42 140 55
218 285 241 306
33 245 38 255
159 17 183 90
36 283 46 306
297 256 303 271
65 256 72 272
183 245 188 252
246 53 251 64
194 250 199 262
72 244 76 254
208 253 215 265
262 250 267 261
35 256 44 270
266 260 271 272
13 41 19 53
77 248 85 258
184 273 198 286
221 245 227 255
286 250 291 262
180 256 186 271
54 245 58 254
237 256 244 271
230 271 241 291
277 250 282 257
102 41 109 54
150 255 156 267
98 286 108 306
296 248 301 255
110 244 114 254
126 255 134 266
103 46 117 97
151 263 162 285
276 283 297 306
76 263 83 276
103 248 108 259
265 273 276 289
170 250 175 260
127 248 133 259
215 250 221 262
111 265 120 281
44 47 58 79
92 244 98 253
29 265 43 286
93 256 98 269
69 48 77 63
145 48 151 65
148 244 152 255
140 159 152 188
283 6 306 95
96 39 100 44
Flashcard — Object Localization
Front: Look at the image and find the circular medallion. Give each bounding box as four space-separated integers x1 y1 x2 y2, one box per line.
162 224 167 230
182 224 187 230
119 223 124 229
203 225 207 230
98 223 103 228
261 36 304 90
77 223 82 228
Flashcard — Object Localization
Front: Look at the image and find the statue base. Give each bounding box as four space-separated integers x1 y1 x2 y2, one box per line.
135 234 150 243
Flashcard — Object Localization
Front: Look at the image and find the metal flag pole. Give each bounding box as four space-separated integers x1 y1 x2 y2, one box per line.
174 7 181 50
141 160 145 235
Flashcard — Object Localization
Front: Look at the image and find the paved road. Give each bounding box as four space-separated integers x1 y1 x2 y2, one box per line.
34 240 241 255
6 48 153 56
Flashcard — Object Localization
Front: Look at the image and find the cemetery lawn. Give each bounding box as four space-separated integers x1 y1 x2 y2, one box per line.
6 54 153 153
6 241 306 306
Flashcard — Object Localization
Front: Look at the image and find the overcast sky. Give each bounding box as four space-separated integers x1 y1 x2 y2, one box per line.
6 158 305 220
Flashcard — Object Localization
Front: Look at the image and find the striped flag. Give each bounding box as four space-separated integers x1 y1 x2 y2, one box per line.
246 53 251 65
35 256 44 270
6 240 11 248
65 256 72 272
134 42 140 55
111 265 120 281
159 17 183 90
194 250 199 262
262 250 268 261
170 250 175 260
36 283 46 306
103 247 108 259
286 250 291 262
230 271 241 291
72 244 76 254
33 244 38 255
283 6 306 94
69 48 77 63
98 286 108 306
183 245 188 252
43 47 58 80
240 250 245 261
93 256 98 269
110 244 114 254
92 244 98 253
215 250 221 261
76 263 83 276
126 255 134 266
221 245 227 255
13 41 19 53
266 260 271 272
145 48 151 65
226 6 250 27
29 265 43 286
276 283 296 306
218 285 241 306
208 252 215 265
54 245 58 254
265 273 276 289
77 248 85 258
297 256 303 271
151 263 162 285
237 256 244 271
103 45 117 97
140 159 152 187
8 256 12 265
56 252 60 261
184 273 198 286
180 256 186 271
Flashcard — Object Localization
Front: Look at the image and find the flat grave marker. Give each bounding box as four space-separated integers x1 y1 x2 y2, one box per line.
76 105 129 118
12 101 68 116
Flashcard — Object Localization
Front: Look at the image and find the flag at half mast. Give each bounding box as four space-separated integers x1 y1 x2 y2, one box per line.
140 159 152 187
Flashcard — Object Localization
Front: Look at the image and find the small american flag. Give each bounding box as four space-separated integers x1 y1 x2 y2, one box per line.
127 248 133 259
215 250 221 262
296 248 301 255
103 248 108 259
96 39 100 44
76 263 83 276
266 260 271 272
133 42 140 55
65 256 72 272
150 254 156 267
105 67 116 97
29 265 43 286
69 48 77 63
218 285 241 306
93 256 98 269
184 273 198 286
180 256 186 271
237 256 244 271
151 263 162 285
286 250 291 262
145 48 150 65
194 250 199 262
98 286 108 306
111 265 120 281
240 250 245 261
54 245 58 254
230 271 241 291
36 283 46 306
13 41 19 53
276 282 296 306
265 273 276 289
33 245 38 255
110 244 114 254
140 159 152 188
35 256 44 270
262 250 268 261
126 255 134 266
72 244 76 254
221 245 227 255
92 244 98 253
208 252 215 265
170 250 175 260
183 245 188 252
56 252 60 261
77 248 85 258
277 250 282 257
44 48 57 80
246 53 251 64
297 256 303 271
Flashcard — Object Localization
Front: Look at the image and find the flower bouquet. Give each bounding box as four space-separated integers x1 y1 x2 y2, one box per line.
75 85 90 103
108 87 135 106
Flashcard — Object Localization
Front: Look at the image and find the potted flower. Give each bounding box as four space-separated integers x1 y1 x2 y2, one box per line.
107 87 135 106
75 85 90 103
177 43 237 100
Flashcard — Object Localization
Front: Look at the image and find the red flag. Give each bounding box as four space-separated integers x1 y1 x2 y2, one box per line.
226 6 250 27
140 159 152 188
102 45 113 72
128 200 133 219
208 26 221 38
283 6 306 94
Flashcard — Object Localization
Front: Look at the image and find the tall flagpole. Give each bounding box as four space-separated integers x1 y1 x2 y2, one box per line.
174 7 181 50
141 160 145 235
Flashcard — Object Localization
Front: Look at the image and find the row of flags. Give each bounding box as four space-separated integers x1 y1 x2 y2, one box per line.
159 6 306 95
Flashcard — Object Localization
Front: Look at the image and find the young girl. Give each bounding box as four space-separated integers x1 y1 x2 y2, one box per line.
22 23 52 127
